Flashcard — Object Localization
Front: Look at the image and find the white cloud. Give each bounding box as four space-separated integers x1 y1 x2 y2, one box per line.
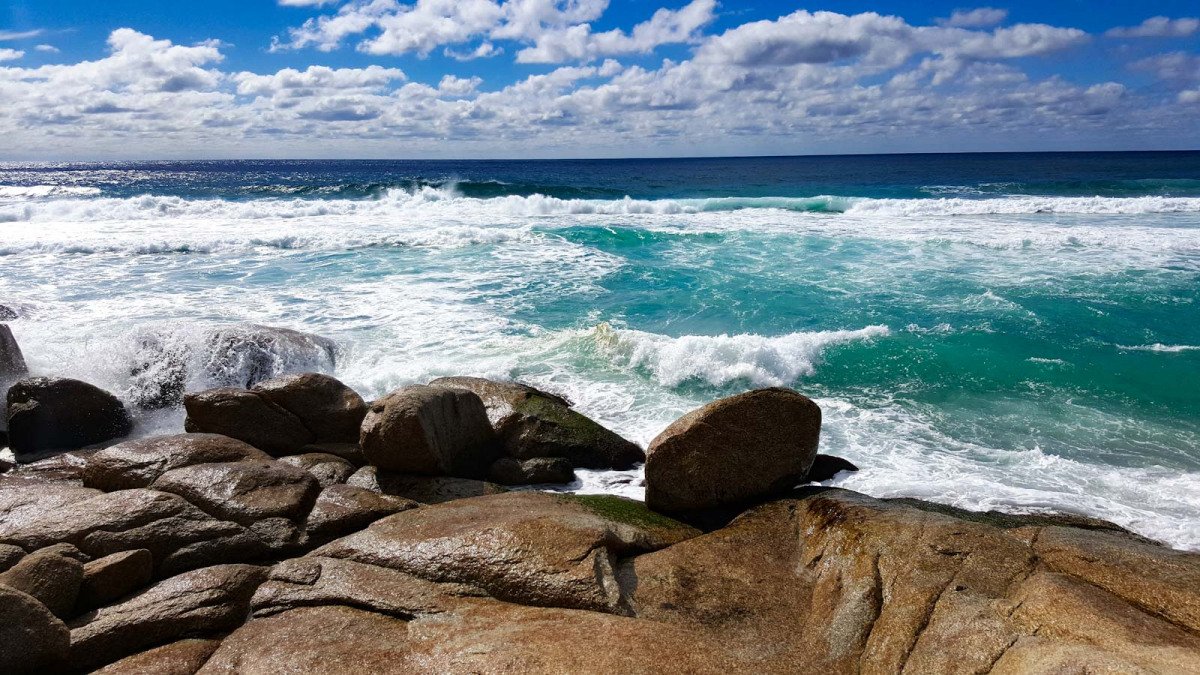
0 29 43 41
0 48 24 61
34 44 59 53
516 0 715 63
445 41 503 60
937 8 1008 29
1107 17 1200 38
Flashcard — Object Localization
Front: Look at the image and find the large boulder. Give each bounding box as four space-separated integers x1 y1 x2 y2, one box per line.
67 564 267 671
302 484 417 540
0 543 85 619
128 324 338 410
183 388 313 456
6 378 133 459
359 385 498 477
432 376 645 469
151 460 321 527
253 373 366 444
644 387 821 512
314 491 698 613
0 584 70 673
83 433 270 491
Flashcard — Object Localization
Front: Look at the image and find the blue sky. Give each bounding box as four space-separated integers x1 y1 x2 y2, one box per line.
1 1 1198 158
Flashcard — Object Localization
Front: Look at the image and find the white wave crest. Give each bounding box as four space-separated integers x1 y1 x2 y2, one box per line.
1118 343 1200 353
844 195 1200 216
0 185 103 199
589 322 890 388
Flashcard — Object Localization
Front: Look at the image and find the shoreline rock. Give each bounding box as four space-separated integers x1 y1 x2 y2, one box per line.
6 378 133 460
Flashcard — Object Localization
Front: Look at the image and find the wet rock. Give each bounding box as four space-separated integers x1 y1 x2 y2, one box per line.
346 465 506 504
68 564 267 671
432 376 645 469
303 484 417 540
0 304 17 321
1 451 91 484
95 639 222 675
151 460 321 526
805 454 859 482
254 373 366 444
183 388 313 456
0 324 28 384
314 491 698 613
0 457 13 473
0 481 102 539
0 543 84 619
6 378 133 459
0 542 25 572
78 549 154 611
0 487 255 575
644 387 821 512
360 384 498 477
83 433 270 491
487 456 576 485
0 584 70 673
297 441 365 465
278 452 356 488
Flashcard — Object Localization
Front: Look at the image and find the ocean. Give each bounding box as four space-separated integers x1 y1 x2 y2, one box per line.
1 152 1198 549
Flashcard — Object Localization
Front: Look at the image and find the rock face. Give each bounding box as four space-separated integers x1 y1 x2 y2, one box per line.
254 373 366 444
184 388 313 456
0 584 70 673
67 564 267 670
644 387 821 512
278 452 356 488
95 639 222 675
83 433 270 491
346 465 507 504
432 376 645 469
6 378 133 459
621 488 1200 673
314 491 698 613
488 456 576 485
360 385 498 477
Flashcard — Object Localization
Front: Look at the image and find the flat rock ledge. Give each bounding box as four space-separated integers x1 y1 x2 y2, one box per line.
0 380 1197 673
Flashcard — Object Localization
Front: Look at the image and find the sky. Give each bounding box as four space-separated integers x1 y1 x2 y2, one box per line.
1 1 1198 159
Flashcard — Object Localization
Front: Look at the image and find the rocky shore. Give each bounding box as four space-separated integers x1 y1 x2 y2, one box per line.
1 322 1199 673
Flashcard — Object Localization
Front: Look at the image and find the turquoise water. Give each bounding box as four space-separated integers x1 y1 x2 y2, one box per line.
1 153 1198 547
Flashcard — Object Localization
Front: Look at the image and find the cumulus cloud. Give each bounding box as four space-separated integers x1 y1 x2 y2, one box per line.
0 11 1196 159
445 41 503 60
516 0 715 63
0 48 24 61
34 44 59 53
1107 17 1200 38
937 8 1008 29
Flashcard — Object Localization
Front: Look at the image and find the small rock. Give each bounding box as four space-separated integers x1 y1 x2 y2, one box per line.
346 465 506 504
806 454 860 482
0 543 84 618
151 460 321 526
0 304 17 321
278 452 356 488
183 388 314 456
83 433 270 491
0 543 25 572
488 456 576 485
94 638 222 675
78 549 154 611
67 564 268 671
0 584 70 673
432 376 645 469
297 441 366 465
644 387 821 512
0 324 29 384
360 384 498 477
6 378 133 459
303 484 418 540
254 373 367 444
0 457 12 473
